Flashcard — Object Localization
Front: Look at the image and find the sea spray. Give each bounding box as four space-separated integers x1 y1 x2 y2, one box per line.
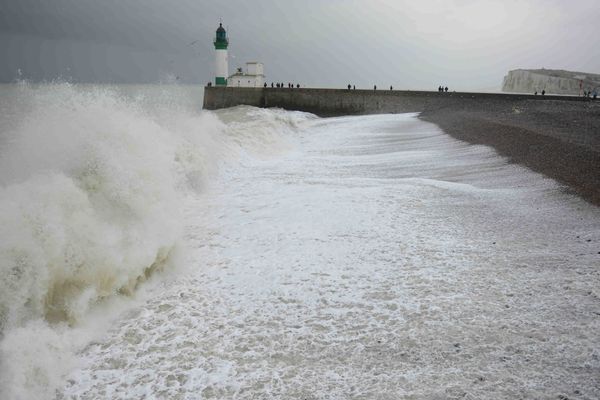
0 83 313 399
0 84 219 331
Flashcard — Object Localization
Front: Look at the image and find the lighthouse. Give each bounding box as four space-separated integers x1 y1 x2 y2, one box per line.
213 23 229 86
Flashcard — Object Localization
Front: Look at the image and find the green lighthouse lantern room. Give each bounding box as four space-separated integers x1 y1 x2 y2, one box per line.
214 23 228 49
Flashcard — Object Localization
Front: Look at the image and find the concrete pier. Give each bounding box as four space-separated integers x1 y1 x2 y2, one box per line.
202 86 588 117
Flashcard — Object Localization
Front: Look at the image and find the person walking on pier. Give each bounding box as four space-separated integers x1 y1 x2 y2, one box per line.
374 85 377 90
348 84 351 90
390 85 393 90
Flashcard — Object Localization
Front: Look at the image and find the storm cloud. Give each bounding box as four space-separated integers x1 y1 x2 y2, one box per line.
1 0 599 90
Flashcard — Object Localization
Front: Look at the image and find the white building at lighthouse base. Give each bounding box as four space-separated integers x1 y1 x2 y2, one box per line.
227 62 265 87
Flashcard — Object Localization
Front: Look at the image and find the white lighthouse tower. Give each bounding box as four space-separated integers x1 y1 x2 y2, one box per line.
213 23 228 86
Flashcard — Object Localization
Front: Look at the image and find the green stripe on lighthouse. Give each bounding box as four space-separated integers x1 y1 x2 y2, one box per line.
215 77 227 85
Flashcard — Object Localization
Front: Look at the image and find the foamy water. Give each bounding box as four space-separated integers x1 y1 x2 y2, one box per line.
1 84 598 399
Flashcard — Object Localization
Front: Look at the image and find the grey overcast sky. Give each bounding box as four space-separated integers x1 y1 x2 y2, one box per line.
1 0 599 90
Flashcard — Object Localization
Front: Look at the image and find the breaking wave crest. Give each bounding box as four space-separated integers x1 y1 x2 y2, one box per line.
1 84 208 334
0 83 310 334
0 83 313 399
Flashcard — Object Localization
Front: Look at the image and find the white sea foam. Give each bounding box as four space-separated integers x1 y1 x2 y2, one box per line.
0 83 310 399
59 111 598 399
2 85 599 399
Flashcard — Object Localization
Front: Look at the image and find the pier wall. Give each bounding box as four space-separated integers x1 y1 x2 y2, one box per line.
202 86 587 117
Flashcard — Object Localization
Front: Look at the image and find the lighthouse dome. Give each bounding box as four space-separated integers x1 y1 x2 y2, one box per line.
214 22 228 49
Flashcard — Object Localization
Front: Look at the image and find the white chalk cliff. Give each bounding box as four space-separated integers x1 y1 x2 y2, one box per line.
502 69 600 95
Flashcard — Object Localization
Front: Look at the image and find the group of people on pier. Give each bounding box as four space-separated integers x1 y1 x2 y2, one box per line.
438 85 449 92
265 82 301 88
345 84 398 90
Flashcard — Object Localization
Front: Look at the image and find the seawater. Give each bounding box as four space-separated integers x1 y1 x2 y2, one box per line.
0 84 598 399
